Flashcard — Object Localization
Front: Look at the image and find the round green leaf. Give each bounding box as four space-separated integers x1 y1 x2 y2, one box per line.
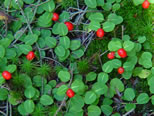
125 104 136 112
0 45 5 58
70 40 81 51
123 40 135 52
84 0 97 8
124 88 135 101
88 105 101 116
89 13 104 22
55 45 66 57
70 95 84 108
33 75 47 87
89 21 101 31
18 44 32 54
97 72 109 84
42 0 55 12
5 64 17 73
72 49 84 59
71 79 85 93
24 34 38 45
136 93 149 104
45 37 57 48
101 105 113 116
58 23 68 36
58 71 70 82
110 78 124 92
57 85 68 96
108 13 123 25
108 39 122 51
0 88 8 100
103 21 115 32
84 91 96 104
137 36 146 43
92 82 108 95
24 100 35 113
111 59 122 68
59 36 70 49
86 72 97 82
5 48 16 59
102 61 113 73
151 95 154 105
59 11 70 22
40 95 53 106
18 103 28 115
24 86 36 99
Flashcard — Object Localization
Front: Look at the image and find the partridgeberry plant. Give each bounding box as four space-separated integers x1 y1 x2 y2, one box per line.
0 0 153 116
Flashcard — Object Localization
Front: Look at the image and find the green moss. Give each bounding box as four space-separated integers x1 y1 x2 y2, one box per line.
77 59 90 74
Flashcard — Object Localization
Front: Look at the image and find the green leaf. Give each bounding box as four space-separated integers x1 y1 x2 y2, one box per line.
137 36 146 43
110 78 124 92
5 48 16 59
103 21 115 32
122 71 132 80
136 93 149 104
88 105 101 116
108 13 123 25
138 69 151 79
125 104 136 112
38 12 52 27
103 98 113 105
111 59 122 68
101 105 113 116
70 95 84 108
149 0 154 3
102 61 113 73
89 13 104 22
0 38 12 48
86 72 97 82
89 21 101 31
102 3 112 11
97 0 104 6
0 45 5 58
59 36 70 49
58 23 68 36
12 0 23 9
24 0 34 4
18 103 28 115
71 79 85 93
6 65 17 73
108 39 122 51
72 49 84 59
24 34 38 45
57 85 68 96
58 71 70 82
124 88 135 101
92 82 108 95
33 75 47 87
59 49 70 62
18 44 32 54
0 88 8 100
84 91 97 104
151 95 154 105
24 86 36 99
42 0 55 12
123 40 135 52
55 45 66 57
59 11 70 22
45 37 57 48
112 3 120 11
70 40 81 50
139 52 152 68
133 0 144 5
24 100 35 113
97 72 109 84
84 0 97 8
40 95 53 106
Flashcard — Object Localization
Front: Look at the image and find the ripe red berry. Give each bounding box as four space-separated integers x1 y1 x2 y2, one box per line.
107 52 115 59
52 13 59 21
2 71 12 80
64 22 74 31
26 51 35 61
66 88 75 98
118 67 124 74
117 48 127 58
142 0 150 9
96 28 104 38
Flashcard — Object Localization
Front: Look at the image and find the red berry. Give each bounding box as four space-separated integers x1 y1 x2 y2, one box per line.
26 51 35 61
118 67 124 74
142 0 150 9
2 71 12 80
107 52 115 59
66 88 75 98
96 28 104 38
52 13 59 21
117 48 127 58
64 22 74 31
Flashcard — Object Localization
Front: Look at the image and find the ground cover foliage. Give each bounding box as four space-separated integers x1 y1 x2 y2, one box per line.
0 0 154 116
